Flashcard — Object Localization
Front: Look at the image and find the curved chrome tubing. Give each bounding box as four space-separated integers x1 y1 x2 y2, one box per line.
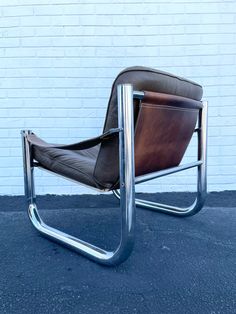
21 84 136 266
113 100 208 217
113 186 204 217
27 202 132 265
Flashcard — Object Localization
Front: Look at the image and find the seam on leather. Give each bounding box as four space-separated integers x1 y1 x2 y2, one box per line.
141 103 199 112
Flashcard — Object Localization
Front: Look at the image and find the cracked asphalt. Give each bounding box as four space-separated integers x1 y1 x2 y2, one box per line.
0 192 235 314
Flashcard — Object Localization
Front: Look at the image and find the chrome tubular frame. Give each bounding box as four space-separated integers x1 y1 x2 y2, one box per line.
21 84 136 266
113 100 208 217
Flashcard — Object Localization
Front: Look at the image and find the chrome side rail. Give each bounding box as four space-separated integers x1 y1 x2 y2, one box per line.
135 161 202 185
113 100 208 217
21 84 136 266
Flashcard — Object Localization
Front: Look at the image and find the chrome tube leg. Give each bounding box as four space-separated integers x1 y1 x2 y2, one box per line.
21 84 135 266
195 100 208 211
116 84 136 260
113 101 208 217
21 130 36 205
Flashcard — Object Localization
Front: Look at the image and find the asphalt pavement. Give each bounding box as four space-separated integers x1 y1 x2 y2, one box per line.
0 192 235 314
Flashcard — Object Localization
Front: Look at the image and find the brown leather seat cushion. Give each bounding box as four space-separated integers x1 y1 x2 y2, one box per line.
32 141 102 189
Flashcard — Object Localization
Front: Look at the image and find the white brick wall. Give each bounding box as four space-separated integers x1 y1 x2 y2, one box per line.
0 0 236 195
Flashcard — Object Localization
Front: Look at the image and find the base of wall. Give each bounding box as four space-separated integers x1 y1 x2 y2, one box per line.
1 191 235 212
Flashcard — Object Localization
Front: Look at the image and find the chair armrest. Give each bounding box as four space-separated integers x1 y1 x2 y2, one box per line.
59 128 123 150
26 128 122 151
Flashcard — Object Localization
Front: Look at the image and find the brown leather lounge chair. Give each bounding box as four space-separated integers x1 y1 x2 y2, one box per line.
21 66 208 266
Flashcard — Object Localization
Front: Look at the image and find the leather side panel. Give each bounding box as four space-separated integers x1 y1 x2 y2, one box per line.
134 102 198 176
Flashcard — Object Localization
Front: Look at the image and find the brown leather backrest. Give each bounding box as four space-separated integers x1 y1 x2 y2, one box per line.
93 66 203 189
134 91 202 176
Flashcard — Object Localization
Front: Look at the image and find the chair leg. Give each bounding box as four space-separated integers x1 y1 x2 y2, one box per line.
113 100 208 217
21 84 136 266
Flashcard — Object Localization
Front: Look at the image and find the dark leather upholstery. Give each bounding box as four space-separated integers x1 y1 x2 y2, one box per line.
102 66 202 133
134 91 202 176
29 66 203 191
94 66 203 188
33 142 101 189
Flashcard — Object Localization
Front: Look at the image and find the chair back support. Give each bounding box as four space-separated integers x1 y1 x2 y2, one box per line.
93 66 203 189
134 91 202 176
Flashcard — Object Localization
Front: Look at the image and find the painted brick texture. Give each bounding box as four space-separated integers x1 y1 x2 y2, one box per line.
0 0 236 195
